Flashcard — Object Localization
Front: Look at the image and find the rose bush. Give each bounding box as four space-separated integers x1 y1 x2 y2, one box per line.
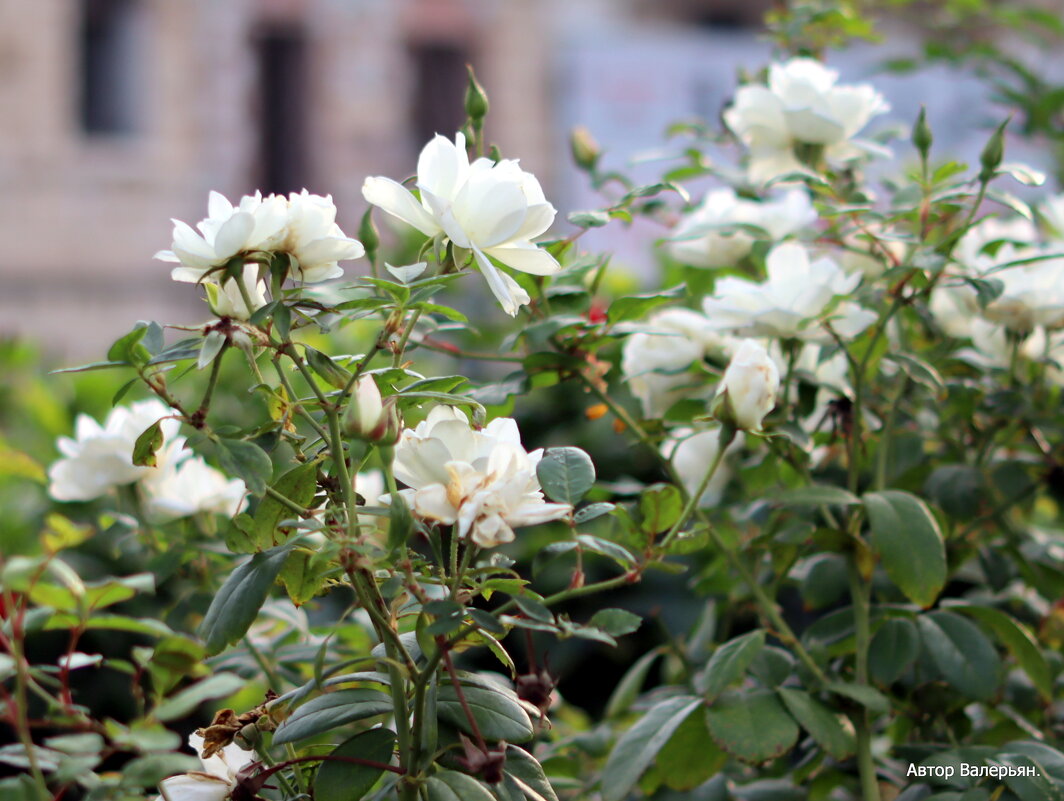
3 5 1064 801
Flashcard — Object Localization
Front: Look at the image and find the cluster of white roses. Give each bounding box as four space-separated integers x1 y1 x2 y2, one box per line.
157 134 562 321
724 57 890 185
930 204 1064 375
157 190 366 319
619 57 900 505
48 400 246 522
390 406 571 548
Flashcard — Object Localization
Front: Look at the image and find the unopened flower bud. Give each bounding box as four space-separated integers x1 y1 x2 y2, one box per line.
570 126 601 172
464 65 489 123
344 376 401 444
979 118 1009 182
714 339 780 432
912 106 932 161
358 208 380 260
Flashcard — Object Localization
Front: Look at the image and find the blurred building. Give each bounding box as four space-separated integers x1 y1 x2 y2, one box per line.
4 0 1053 359
0 0 781 358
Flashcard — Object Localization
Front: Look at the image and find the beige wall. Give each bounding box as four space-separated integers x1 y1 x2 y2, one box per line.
0 0 556 358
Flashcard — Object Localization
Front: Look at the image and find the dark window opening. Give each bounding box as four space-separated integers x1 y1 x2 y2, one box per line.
254 27 308 195
409 41 471 151
694 8 748 29
79 0 140 135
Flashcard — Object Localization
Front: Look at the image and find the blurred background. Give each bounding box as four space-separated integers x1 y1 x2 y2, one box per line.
1 0 1063 359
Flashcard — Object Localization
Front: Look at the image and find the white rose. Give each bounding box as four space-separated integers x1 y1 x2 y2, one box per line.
278 190 365 283
668 188 816 268
363 133 561 316
701 242 875 341
620 308 733 418
391 407 570 547
156 191 288 283
724 57 890 184
48 400 180 502
717 339 780 431
141 441 247 522
156 190 363 285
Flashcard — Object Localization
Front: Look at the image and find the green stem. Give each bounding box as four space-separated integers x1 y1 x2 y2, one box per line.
393 309 424 367
874 378 907 491
196 341 228 417
272 358 332 444
660 426 734 549
264 485 311 517
848 558 880 801
8 621 48 798
243 636 283 692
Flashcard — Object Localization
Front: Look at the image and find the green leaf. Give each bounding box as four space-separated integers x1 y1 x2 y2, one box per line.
304 346 352 390
601 695 702 801
924 465 984 521
154 673 245 722
437 682 534 743
605 648 664 718
701 630 765 702
606 285 685 325
777 688 856 760
504 745 560 801
313 728 396 801
132 420 165 468
216 438 273 496
589 608 641 638
639 483 683 534
425 770 496 801
869 617 920 685
943 603 1052 701
567 210 610 228
536 447 595 504
643 703 726 792
273 689 394 745
826 682 890 714
107 325 150 366
776 485 861 507
917 611 1001 701
704 689 799 764
253 462 318 548
999 754 1064 801
198 543 294 655
279 547 329 606
863 490 946 608
513 596 553 624
387 491 414 553
574 502 615 523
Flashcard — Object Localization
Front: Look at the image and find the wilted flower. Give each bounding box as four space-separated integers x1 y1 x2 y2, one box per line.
48 400 180 502
661 426 743 507
156 733 254 801
156 190 363 285
141 441 247 522
668 188 816 268
724 58 890 184
362 133 560 316
715 339 780 431
620 308 734 418
391 407 570 547
701 242 875 341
